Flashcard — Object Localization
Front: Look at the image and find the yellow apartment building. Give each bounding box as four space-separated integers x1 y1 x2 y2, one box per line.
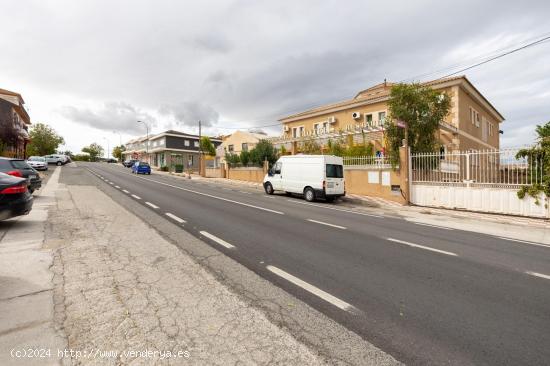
271 76 504 154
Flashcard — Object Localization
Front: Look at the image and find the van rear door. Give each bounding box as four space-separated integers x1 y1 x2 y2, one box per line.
325 163 344 194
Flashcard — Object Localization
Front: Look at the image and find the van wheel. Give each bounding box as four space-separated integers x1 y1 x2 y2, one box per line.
304 187 315 202
264 182 274 195
56 161 62 166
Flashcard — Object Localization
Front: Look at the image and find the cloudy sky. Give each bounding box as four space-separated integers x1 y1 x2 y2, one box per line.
1 0 549 155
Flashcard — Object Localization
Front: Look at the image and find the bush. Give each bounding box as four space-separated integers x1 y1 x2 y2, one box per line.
73 154 90 161
249 139 277 166
239 150 251 166
174 164 184 173
159 165 169 172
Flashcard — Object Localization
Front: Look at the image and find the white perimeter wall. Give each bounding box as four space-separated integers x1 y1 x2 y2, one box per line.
411 184 549 218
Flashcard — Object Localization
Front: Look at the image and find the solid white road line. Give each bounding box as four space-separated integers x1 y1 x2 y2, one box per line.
128 175 284 215
413 222 454 230
122 189 129 194
307 219 346 230
497 237 550 249
145 202 159 209
131 194 141 199
199 231 235 249
287 199 384 218
266 265 356 312
525 271 550 280
386 238 458 256
165 212 186 223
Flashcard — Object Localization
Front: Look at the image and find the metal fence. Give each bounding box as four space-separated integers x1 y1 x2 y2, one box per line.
343 156 392 169
410 148 544 186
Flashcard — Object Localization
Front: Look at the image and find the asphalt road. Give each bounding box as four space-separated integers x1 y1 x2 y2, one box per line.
81 162 550 366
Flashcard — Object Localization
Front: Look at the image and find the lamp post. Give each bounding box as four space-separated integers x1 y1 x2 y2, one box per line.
137 120 149 162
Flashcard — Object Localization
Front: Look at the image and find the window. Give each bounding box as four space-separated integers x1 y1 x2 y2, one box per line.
194 141 199 147
184 140 190 146
188 155 194 166
476 112 480 127
242 143 248 151
299 126 304 136
272 162 282 175
228 144 234 152
378 112 386 125
365 114 373 125
313 123 320 134
326 164 343 178
292 127 298 138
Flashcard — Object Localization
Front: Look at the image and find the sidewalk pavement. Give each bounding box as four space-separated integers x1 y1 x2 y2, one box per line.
46 174 326 364
0 167 68 366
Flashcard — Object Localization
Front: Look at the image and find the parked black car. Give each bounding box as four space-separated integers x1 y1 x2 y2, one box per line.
123 159 139 167
0 172 33 221
0 158 42 193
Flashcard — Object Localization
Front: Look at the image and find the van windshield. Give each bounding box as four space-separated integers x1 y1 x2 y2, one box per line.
326 164 343 178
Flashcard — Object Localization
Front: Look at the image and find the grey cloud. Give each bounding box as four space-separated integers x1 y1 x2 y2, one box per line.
159 102 219 127
1 0 549 148
192 34 232 53
59 102 156 133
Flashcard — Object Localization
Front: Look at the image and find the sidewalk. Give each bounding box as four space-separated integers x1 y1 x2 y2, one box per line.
46 174 325 364
0 167 67 366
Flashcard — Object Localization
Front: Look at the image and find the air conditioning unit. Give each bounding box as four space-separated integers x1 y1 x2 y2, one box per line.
327 116 336 124
283 126 289 132
352 111 361 120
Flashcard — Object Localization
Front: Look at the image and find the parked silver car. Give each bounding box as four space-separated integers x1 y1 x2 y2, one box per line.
27 156 48 171
44 154 68 165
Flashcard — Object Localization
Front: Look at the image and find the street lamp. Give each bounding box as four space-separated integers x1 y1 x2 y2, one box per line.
137 120 149 162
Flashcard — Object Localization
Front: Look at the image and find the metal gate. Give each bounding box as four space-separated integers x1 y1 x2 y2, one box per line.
409 148 548 218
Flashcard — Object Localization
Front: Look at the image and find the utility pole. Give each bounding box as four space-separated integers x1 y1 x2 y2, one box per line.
137 120 149 162
198 120 202 177
102 137 110 160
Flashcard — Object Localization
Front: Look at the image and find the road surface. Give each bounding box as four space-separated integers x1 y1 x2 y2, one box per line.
78 162 550 365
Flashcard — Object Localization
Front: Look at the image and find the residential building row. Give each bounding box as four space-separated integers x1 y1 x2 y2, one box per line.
0 88 31 159
269 75 504 154
122 130 222 170
123 75 504 169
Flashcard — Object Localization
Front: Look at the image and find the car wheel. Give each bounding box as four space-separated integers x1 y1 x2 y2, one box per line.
56 161 62 166
304 187 315 202
264 182 274 195
29 188 34 194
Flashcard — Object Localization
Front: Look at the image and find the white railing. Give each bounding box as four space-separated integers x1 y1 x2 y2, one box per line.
411 148 544 186
343 156 392 169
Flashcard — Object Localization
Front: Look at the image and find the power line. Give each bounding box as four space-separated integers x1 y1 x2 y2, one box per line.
210 32 550 132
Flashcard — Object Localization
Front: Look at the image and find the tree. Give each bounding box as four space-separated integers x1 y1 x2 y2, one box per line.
516 121 550 203
59 150 74 159
200 136 216 156
384 83 451 165
249 139 277 166
326 138 346 156
225 153 240 167
112 145 126 161
82 143 104 162
300 138 322 154
26 123 65 156
239 150 251 166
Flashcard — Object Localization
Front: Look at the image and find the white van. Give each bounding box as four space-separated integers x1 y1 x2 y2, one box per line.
44 154 68 165
263 155 345 202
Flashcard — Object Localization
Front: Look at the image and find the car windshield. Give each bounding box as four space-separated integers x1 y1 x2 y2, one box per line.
139 162 149 167
11 160 32 169
326 164 343 178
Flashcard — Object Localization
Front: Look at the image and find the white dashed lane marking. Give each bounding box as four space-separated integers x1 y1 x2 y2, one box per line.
131 194 141 200
145 202 159 209
165 212 186 223
199 231 235 249
386 238 458 256
266 265 357 313
307 219 346 230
